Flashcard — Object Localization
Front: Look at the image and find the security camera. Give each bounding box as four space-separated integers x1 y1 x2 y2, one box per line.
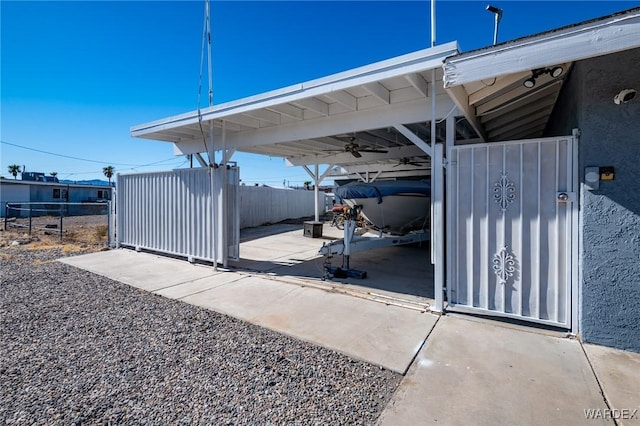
614 88 637 105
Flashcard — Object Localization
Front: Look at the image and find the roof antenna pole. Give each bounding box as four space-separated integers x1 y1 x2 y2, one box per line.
430 0 436 48
205 0 219 271
206 0 215 166
196 0 213 166
206 0 213 109
486 5 503 46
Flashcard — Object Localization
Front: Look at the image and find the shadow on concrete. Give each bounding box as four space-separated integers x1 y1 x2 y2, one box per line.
231 224 434 305
239 216 338 243
240 223 305 243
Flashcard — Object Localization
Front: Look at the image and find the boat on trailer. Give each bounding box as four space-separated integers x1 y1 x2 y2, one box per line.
334 180 430 235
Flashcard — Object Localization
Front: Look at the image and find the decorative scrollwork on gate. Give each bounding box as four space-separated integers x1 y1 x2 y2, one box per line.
493 173 516 212
493 246 516 285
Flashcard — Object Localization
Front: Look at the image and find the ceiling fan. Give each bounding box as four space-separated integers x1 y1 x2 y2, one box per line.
393 157 430 167
329 137 389 158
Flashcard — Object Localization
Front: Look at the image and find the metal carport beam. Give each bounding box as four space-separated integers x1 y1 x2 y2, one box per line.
194 153 208 167
330 169 431 181
335 163 431 175
356 170 382 183
302 164 335 222
393 124 432 157
222 148 236 164
302 164 335 183
444 86 487 142
285 145 428 167
172 94 456 156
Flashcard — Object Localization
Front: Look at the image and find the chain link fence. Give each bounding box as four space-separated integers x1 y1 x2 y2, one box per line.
4 202 112 244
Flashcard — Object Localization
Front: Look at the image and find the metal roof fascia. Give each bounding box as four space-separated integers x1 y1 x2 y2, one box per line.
171 94 457 154
130 82 308 136
131 42 460 138
443 10 640 88
296 41 459 90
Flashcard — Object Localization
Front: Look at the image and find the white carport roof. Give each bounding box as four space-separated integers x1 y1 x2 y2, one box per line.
131 41 481 178
132 7 640 176
443 7 640 142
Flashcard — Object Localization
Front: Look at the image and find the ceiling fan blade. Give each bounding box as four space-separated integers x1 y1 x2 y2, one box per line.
351 150 362 158
359 149 388 154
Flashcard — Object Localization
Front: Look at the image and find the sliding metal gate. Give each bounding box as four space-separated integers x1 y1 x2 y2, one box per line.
116 167 239 264
447 135 578 328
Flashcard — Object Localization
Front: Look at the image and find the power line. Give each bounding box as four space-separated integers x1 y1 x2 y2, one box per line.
1 139 180 168
119 157 187 169
1 139 176 167
58 158 189 179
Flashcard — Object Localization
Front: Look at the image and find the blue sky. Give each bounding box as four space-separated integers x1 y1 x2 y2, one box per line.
1 1 636 185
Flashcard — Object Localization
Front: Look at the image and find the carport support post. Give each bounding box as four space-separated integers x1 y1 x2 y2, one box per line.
209 121 218 271
431 57 445 312
443 114 456 310
302 163 333 223
222 120 228 268
433 143 444 312
314 163 319 222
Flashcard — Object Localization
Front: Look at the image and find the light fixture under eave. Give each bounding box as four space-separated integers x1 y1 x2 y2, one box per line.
522 65 565 88
550 66 564 78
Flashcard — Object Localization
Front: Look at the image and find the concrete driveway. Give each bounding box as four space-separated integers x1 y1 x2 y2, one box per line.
60 224 639 425
378 315 640 425
60 249 436 374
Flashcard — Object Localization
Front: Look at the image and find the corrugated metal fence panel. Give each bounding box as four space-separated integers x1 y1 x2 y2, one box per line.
447 136 576 328
117 168 224 263
116 168 320 262
238 186 322 228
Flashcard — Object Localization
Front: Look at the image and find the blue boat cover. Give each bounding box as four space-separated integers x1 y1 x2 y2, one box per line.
335 180 430 204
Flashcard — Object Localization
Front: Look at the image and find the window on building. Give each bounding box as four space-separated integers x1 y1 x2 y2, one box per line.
53 188 61 199
98 190 104 199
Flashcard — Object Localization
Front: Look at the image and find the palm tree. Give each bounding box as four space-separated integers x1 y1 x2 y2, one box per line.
8 164 21 179
50 172 58 178
103 166 115 185
303 180 312 190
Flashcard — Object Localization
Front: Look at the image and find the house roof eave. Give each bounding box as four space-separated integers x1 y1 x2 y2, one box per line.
443 7 640 88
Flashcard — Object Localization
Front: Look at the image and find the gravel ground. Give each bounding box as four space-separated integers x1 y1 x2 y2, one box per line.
0 246 401 424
